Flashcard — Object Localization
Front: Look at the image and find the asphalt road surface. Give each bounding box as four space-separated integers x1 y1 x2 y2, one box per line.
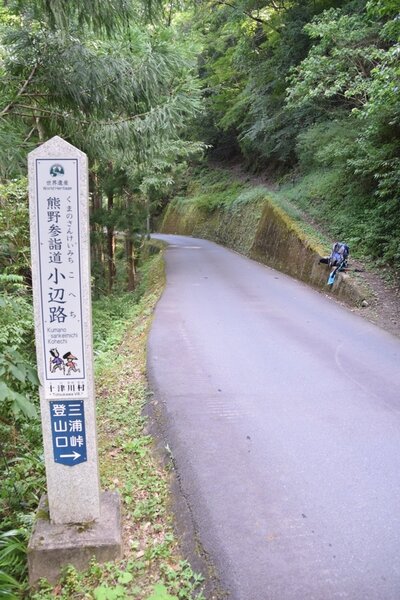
147 234 400 600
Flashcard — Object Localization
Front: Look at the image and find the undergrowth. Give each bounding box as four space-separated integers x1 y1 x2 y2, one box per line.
275 167 400 272
1 248 204 600
170 164 400 276
167 167 330 255
181 168 246 212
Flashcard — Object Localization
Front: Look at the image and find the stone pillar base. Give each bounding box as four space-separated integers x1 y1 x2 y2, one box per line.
28 491 122 586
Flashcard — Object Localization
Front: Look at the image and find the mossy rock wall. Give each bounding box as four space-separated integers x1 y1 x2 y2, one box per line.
250 203 363 304
161 195 365 306
162 198 264 253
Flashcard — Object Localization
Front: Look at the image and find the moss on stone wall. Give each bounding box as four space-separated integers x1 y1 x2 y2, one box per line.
160 176 367 306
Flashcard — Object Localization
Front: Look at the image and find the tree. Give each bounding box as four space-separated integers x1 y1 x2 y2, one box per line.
286 3 400 261
1 0 204 289
185 0 352 169
286 9 383 110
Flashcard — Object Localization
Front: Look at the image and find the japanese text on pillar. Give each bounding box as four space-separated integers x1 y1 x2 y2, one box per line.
35 159 87 398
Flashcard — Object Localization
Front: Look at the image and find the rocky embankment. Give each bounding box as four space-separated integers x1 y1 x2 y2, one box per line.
160 193 368 307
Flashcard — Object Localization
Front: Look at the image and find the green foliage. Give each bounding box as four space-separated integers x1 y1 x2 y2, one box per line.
189 180 245 212
295 118 357 171
231 186 269 208
0 14 203 173
0 569 25 599
0 0 204 268
31 559 204 600
92 292 141 355
5 0 142 35
0 179 30 275
160 561 205 599
284 4 400 264
0 530 28 591
146 584 178 600
275 166 399 262
0 430 45 596
348 40 400 209
172 0 399 268
0 283 32 350
189 0 335 166
0 275 38 421
0 439 45 523
165 166 328 255
182 179 270 215
93 583 127 599
286 9 382 110
0 347 38 419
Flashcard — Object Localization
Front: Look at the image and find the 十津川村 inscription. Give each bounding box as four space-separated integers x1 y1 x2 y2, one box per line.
35 158 87 398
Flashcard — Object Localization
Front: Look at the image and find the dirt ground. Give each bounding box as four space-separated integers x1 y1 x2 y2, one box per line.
345 264 400 339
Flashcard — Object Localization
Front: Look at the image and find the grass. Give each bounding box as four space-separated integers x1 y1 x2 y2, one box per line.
266 188 331 255
272 169 378 260
28 252 205 600
168 167 331 256
178 167 246 213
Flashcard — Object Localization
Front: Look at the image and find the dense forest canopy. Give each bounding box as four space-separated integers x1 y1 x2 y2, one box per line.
0 0 204 292
1 0 399 267
187 0 399 263
0 2 204 592
0 0 399 594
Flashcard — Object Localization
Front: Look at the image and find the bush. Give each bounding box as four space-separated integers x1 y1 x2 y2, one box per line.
0 179 30 277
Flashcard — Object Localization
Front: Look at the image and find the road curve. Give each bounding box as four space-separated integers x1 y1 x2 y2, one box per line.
147 234 400 600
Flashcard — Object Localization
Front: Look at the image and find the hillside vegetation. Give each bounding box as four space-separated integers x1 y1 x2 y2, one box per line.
188 0 399 272
161 167 368 305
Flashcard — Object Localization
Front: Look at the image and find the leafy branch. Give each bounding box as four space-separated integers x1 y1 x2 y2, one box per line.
0 65 38 119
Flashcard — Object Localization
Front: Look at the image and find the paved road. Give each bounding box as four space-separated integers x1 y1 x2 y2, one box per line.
147 234 400 600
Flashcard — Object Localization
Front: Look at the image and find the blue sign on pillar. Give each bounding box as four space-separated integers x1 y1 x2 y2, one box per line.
50 400 87 466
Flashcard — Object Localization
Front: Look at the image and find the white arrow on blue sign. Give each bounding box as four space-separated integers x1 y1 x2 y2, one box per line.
59 451 81 460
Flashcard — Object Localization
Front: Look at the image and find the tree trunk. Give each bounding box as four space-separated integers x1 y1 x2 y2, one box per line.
107 192 116 293
125 235 136 291
89 171 97 266
89 170 105 295
35 116 45 142
145 196 151 240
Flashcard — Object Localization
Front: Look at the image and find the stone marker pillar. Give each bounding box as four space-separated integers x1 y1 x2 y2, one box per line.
27 136 121 585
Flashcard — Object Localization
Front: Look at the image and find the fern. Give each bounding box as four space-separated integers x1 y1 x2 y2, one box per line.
0 530 28 596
